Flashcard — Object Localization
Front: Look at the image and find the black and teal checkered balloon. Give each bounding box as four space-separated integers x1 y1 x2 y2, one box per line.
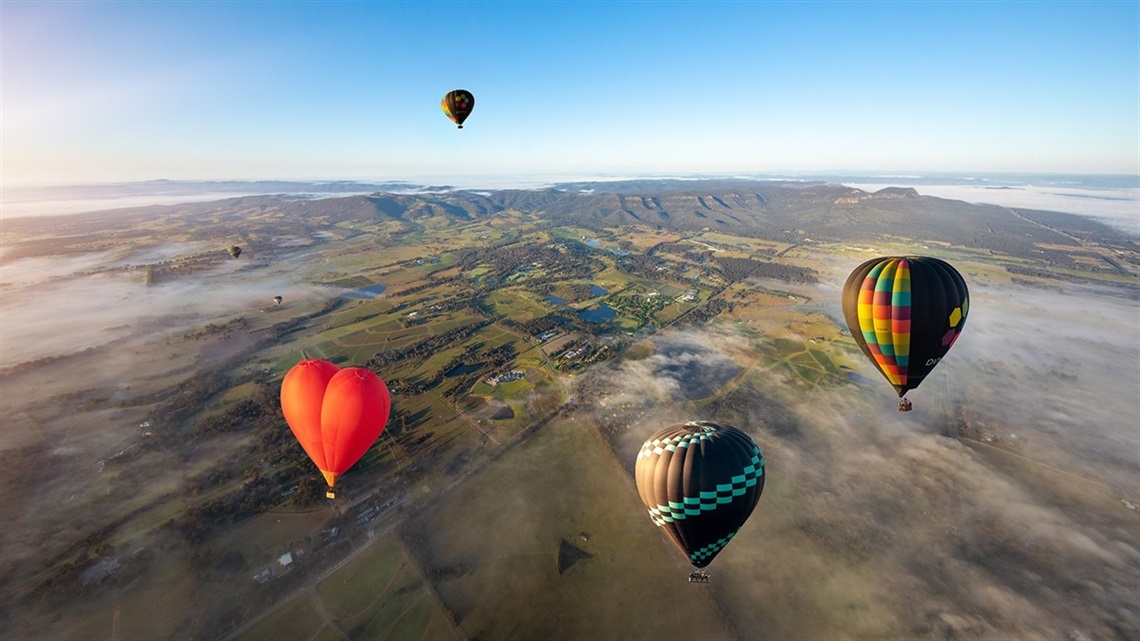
635 421 765 569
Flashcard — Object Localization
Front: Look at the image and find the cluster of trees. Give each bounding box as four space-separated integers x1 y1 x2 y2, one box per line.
454 241 602 287
192 382 279 438
365 320 491 371
614 252 668 280
184 317 250 341
608 293 668 327
174 476 279 544
649 242 713 264
1006 264 1093 282
541 282 598 302
750 262 819 284
678 297 732 325
517 314 572 337
152 377 231 446
713 256 767 281
706 255 819 284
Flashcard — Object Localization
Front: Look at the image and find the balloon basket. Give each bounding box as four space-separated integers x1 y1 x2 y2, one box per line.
326 490 336 499
688 572 710 583
898 398 913 412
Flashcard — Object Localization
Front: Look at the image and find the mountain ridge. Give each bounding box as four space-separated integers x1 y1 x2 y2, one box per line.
2 180 1133 271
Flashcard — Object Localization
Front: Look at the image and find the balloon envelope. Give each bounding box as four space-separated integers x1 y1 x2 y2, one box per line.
441 89 474 128
280 359 391 496
841 256 969 397
634 421 765 568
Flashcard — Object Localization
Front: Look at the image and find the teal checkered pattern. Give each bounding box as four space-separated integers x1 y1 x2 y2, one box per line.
690 531 737 564
644 447 764 526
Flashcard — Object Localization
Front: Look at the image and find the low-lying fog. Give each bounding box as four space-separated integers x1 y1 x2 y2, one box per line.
0 245 327 366
593 273 1139 639
846 181 1140 236
1 223 1136 639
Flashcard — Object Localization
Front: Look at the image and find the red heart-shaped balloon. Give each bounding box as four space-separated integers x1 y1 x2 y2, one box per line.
281 359 390 494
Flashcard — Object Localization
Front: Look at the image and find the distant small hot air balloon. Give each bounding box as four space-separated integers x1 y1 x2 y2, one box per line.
841 256 969 410
441 89 475 128
273 296 283 305
635 421 765 574
228 245 242 259
280 359 391 498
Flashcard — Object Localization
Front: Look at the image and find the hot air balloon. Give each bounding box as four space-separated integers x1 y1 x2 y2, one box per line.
228 245 242 259
635 421 765 577
280 359 391 498
273 296 283 305
441 89 474 128
841 256 969 411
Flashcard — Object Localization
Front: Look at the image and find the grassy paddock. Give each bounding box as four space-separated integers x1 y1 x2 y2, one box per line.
400 417 736 640
235 594 329 641
317 534 406 620
210 508 334 567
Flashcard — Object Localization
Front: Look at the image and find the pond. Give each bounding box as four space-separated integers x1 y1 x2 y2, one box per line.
589 284 609 297
444 363 482 378
342 283 387 299
547 294 569 305
583 239 628 256
578 303 617 323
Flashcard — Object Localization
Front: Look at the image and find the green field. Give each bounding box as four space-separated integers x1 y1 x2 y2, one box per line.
235 594 333 641
399 417 737 641
238 532 456 641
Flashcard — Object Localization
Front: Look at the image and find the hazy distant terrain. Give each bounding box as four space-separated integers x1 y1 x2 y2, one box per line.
0 180 1136 640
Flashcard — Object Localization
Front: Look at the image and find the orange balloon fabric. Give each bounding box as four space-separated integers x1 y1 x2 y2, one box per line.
280 359 391 493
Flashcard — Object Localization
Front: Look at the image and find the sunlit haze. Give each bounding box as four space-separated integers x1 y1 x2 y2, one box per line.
3 1 1138 186
2 3 1139 640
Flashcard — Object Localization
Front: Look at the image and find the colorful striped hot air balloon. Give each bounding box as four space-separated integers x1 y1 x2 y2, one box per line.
441 89 474 128
841 256 969 409
635 422 765 572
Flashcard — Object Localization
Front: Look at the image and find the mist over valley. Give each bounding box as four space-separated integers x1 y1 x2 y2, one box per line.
0 179 1137 640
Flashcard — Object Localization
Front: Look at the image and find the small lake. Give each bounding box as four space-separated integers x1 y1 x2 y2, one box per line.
342 283 387 299
445 363 482 378
547 294 569 305
583 239 628 256
579 303 617 323
589 284 608 297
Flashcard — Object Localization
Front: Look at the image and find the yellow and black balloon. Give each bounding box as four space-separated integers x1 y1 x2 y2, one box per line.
841 256 969 400
441 89 474 128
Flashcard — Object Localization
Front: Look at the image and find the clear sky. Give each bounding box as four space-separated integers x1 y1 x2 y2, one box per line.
3 1 1138 185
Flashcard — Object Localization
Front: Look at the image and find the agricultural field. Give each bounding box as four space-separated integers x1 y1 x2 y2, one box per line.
236 533 455 641
399 417 737 641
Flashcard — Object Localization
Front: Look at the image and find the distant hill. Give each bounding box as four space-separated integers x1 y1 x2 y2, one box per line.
3 179 1133 269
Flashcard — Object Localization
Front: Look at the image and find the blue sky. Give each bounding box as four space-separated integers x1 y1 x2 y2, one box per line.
3 1 1138 185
